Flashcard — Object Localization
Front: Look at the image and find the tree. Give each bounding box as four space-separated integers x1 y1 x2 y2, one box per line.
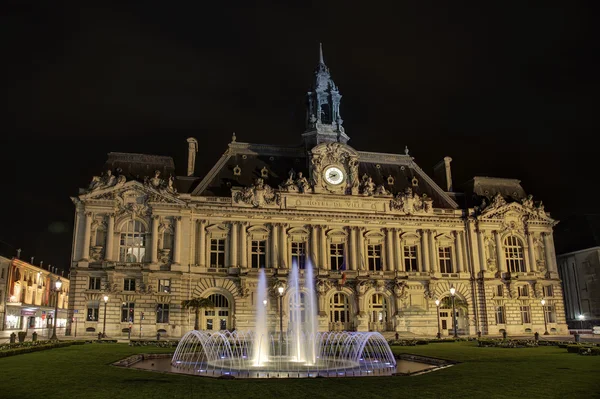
181 297 215 330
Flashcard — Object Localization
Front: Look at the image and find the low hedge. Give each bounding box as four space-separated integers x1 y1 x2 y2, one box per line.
388 339 429 346
478 339 538 348
129 339 179 347
83 339 118 344
0 341 85 358
566 345 600 355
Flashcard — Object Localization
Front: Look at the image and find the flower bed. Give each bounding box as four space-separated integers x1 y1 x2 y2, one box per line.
129 339 179 348
0 340 85 358
477 339 538 348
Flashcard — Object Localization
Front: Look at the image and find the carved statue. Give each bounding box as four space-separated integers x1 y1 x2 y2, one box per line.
166 175 177 194
508 283 517 299
424 280 437 299
234 178 279 207
348 158 359 194
537 201 545 216
317 278 332 294
149 170 163 188
483 193 506 213
521 194 534 209
311 157 322 186
374 184 390 196
390 187 433 214
295 171 311 193
360 176 376 196
87 169 124 192
279 169 298 192
423 197 434 213
533 282 543 298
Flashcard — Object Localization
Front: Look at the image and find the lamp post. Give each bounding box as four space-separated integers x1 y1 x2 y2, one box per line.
50 278 63 340
450 286 458 338
577 314 585 331
278 286 284 349
435 299 441 339
102 295 109 338
541 299 549 335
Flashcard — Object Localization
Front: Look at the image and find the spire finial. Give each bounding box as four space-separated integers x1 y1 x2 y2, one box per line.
319 42 324 64
231 132 236 143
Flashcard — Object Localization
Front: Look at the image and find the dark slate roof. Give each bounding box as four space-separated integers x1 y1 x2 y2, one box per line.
104 152 175 180
554 214 600 255
193 142 458 209
461 176 528 208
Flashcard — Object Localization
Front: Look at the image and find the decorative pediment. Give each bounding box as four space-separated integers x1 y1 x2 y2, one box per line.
478 194 554 224
81 180 184 205
232 178 280 208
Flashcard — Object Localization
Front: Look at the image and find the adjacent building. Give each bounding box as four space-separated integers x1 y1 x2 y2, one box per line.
1 255 69 334
555 215 600 328
67 47 567 338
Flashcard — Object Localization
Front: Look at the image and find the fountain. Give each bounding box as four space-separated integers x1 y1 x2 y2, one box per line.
171 258 396 378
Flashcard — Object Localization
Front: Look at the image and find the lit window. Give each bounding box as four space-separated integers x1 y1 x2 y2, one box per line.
367 244 382 271
119 220 146 263
368 294 388 327
158 279 171 293
329 293 350 325
504 235 525 273
404 246 418 272
87 301 99 321
251 240 267 268
438 247 453 273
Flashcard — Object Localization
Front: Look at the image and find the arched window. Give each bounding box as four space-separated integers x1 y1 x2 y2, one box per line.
329 293 350 330
205 294 230 330
289 291 307 324
368 294 388 331
119 220 146 263
504 235 525 273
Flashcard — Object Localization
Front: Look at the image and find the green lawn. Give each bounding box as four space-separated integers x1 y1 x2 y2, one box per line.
1 342 599 399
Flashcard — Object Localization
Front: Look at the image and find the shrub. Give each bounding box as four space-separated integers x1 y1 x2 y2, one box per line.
128 339 179 348
0 341 84 358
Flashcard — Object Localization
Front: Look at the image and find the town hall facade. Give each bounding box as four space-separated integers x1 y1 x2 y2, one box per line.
67 47 567 338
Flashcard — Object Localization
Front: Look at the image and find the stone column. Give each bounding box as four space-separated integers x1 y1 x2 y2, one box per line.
455 231 464 273
357 227 365 270
543 233 555 274
151 216 160 264
239 222 247 268
271 223 279 269
477 229 486 273
422 230 430 273
350 227 357 271
467 222 481 275
230 221 238 267
320 225 328 270
394 229 402 272
386 228 394 271
429 230 437 273
398 232 405 271
527 231 537 272
105 213 115 261
280 224 289 269
495 231 505 274
82 212 93 261
547 233 558 274
198 220 207 267
311 225 319 268
173 216 182 264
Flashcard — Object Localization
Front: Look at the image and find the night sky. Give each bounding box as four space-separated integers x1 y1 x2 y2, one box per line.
2 2 598 271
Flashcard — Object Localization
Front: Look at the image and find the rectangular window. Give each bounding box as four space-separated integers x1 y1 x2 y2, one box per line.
496 285 504 297
124 278 136 291
87 301 99 321
156 304 170 323
205 310 216 316
520 305 531 324
121 302 135 323
210 239 225 267
518 285 529 297
158 279 171 293
495 305 506 324
545 305 556 323
543 285 554 297
291 242 306 269
88 277 101 290
404 246 418 272
251 240 267 268
438 247 453 273
330 243 344 271
367 244 382 271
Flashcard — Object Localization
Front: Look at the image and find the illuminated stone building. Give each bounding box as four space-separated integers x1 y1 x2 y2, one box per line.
67 47 567 338
0 255 69 333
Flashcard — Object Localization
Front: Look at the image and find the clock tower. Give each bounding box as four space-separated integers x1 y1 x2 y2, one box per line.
302 43 350 151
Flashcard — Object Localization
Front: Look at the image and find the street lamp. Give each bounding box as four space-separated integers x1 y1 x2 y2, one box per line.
50 278 63 340
278 286 284 348
450 286 458 338
435 299 441 339
102 295 109 338
541 299 549 335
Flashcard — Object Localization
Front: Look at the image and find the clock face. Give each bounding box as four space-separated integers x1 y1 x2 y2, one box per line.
324 166 344 185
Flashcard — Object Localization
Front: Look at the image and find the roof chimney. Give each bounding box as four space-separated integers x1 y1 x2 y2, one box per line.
30 256 34 265
186 137 198 176
433 156 453 192
16 248 21 259
40 261 44 269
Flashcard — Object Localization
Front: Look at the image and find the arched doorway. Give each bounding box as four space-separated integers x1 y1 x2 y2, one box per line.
329 292 351 331
438 296 468 336
368 293 390 331
203 294 231 331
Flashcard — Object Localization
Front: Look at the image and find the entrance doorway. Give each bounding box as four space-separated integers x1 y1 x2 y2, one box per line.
204 294 231 331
